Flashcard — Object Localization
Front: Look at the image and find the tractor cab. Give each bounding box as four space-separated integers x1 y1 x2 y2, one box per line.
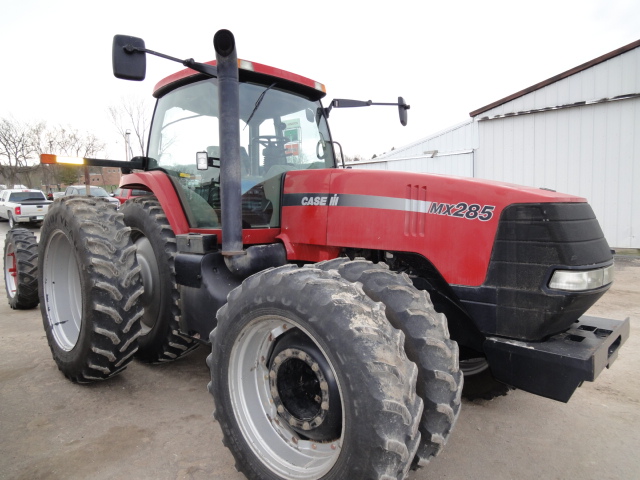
146 61 336 229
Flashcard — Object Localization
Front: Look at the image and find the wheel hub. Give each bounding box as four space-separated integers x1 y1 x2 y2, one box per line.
270 348 330 433
5 249 17 297
269 329 342 442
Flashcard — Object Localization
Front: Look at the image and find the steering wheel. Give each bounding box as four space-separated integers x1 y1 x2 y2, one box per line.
253 135 289 148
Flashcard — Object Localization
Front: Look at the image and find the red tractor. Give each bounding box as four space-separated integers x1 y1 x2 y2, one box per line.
4 30 629 479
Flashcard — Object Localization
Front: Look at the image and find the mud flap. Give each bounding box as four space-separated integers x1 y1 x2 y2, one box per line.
484 315 630 402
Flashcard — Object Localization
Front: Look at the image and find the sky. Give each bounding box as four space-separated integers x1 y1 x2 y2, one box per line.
1 0 639 160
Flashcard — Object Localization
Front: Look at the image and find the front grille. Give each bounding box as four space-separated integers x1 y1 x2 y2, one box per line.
454 203 613 341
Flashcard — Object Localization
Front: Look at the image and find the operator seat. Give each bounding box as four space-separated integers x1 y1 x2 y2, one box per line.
206 145 250 172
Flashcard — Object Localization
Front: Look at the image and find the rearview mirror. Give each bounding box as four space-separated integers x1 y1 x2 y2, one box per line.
112 35 146 81
398 97 408 126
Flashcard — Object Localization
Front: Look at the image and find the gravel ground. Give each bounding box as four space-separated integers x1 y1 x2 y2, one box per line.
1 221 638 480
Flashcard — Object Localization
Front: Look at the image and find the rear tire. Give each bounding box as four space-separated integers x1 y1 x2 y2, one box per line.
4 228 39 309
315 258 463 467
121 196 198 363
38 197 144 383
8 213 16 228
209 265 423 480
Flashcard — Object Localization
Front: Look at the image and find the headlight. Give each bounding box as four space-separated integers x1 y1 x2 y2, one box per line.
548 265 614 291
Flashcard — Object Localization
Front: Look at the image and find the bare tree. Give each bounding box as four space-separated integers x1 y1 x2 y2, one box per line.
0 117 45 187
343 154 364 163
34 124 106 190
108 96 151 158
36 124 105 157
0 116 107 190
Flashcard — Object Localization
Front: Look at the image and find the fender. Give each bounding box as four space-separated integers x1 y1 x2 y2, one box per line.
120 171 190 235
121 170 284 247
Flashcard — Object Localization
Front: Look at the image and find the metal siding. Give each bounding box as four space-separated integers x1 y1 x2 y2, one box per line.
477 97 640 248
612 98 637 247
631 98 640 248
351 47 639 248
479 48 640 119
366 120 476 162
475 46 640 248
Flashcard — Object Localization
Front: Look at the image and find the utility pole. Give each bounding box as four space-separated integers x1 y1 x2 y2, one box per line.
125 130 131 162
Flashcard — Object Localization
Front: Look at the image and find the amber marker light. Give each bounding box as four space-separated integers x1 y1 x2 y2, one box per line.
40 154 86 165
40 154 57 164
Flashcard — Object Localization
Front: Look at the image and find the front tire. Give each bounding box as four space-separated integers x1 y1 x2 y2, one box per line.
120 196 198 363
38 197 144 383
209 265 423 480
4 228 39 309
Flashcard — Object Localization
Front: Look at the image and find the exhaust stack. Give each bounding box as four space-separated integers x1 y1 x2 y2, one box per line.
214 29 286 276
214 29 243 258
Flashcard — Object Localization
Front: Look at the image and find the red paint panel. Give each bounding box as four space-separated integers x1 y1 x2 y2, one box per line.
280 170 333 249
189 228 281 245
154 59 325 97
327 170 584 286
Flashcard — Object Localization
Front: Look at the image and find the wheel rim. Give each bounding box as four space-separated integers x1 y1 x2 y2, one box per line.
228 316 344 479
4 243 17 299
460 357 490 376
42 230 83 351
133 235 160 334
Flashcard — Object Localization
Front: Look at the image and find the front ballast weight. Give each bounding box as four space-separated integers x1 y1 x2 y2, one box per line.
38 197 144 382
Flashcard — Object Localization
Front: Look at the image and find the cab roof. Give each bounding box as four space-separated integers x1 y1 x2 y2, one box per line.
153 59 327 101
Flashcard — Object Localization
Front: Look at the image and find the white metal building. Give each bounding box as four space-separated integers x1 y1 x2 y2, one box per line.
348 39 640 249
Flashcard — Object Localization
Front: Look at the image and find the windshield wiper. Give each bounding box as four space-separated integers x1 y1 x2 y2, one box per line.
244 82 277 129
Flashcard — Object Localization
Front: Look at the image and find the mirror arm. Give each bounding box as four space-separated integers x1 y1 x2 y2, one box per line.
323 98 410 125
370 101 410 110
127 45 218 77
326 98 410 112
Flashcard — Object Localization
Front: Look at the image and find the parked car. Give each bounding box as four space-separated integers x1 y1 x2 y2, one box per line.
0 188 52 227
63 185 121 208
111 187 152 204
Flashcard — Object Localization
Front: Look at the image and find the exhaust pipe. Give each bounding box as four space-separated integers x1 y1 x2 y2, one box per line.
214 29 243 258
214 29 286 276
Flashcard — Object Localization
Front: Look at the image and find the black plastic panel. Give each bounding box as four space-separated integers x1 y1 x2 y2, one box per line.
176 251 242 340
453 203 613 341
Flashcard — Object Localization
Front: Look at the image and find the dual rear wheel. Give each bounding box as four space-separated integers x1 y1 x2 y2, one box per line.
38 197 144 382
35 196 196 382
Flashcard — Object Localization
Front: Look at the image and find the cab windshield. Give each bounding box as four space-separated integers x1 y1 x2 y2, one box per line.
147 78 334 228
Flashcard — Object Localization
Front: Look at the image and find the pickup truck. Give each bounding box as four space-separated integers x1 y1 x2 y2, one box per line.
0 189 52 227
